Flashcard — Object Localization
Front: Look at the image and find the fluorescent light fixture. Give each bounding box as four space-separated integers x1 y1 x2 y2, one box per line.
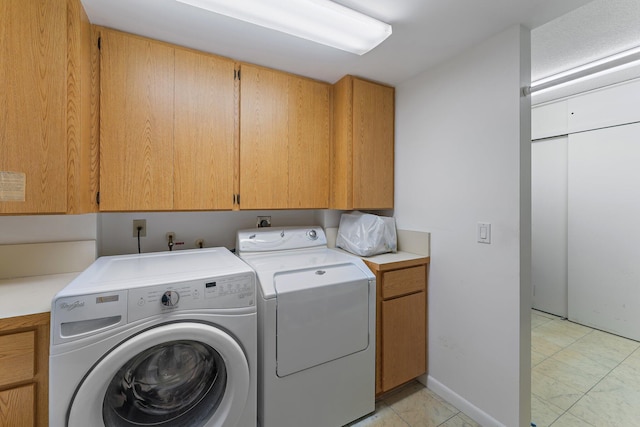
175 0 392 55
525 46 640 96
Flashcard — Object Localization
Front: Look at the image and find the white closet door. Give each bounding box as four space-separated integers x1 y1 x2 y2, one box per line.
568 122 640 341
532 137 568 317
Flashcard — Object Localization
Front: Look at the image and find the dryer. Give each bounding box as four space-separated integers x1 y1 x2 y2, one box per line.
49 248 257 427
237 227 376 427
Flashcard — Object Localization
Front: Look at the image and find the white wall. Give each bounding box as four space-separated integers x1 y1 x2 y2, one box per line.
0 214 98 244
0 210 330 255
395 25 531 427
99 210 322 255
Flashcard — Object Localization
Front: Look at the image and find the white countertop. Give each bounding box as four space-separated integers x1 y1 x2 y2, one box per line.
0 273 79 319
359 251 429 264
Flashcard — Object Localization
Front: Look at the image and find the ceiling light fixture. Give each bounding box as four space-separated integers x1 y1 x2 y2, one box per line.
175 0 392 55
524 46 640 96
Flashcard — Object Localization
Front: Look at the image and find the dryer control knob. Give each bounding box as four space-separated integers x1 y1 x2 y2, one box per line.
161 291 180 307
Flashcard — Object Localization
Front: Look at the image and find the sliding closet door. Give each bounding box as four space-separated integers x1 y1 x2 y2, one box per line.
568 122 640 341
532 137 568 317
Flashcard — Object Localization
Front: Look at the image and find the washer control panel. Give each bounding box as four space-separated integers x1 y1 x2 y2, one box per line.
128 272 255 322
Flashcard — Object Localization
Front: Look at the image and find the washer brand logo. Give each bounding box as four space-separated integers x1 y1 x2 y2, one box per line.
60 300 85 311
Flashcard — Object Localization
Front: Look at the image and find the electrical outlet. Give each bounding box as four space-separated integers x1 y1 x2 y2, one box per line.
133 219 146 237
257 216 271 227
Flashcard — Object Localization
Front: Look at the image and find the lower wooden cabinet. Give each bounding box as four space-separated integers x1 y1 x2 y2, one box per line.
364 258 429 395
0 313 50 427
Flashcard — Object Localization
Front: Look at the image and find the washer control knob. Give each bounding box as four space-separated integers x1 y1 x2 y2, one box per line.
161 291 180 307
308 229 318 240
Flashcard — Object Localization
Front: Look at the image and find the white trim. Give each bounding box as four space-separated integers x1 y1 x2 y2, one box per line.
426 375 506 427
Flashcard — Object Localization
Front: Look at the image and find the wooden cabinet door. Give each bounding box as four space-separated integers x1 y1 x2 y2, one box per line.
352 78 394 209
239 65 289 209
174 49 235 210
0 0 67 214
288 77 330 208
240 65 330 209
0 384 35 427
381 291 426 391
99 29 175 211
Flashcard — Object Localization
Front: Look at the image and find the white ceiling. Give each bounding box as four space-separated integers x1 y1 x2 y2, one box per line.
81 0 595 86
532 0 640 81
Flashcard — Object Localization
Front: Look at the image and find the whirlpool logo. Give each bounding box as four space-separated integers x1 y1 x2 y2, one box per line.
60 300 85 311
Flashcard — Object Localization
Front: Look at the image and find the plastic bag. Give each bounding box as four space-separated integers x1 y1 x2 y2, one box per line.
336 212 397 257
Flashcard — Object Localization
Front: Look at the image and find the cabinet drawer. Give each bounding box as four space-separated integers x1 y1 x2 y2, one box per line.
0 331 35 387
382 265 426 299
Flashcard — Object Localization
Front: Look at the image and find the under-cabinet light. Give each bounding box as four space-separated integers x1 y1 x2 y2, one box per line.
175 0 392 55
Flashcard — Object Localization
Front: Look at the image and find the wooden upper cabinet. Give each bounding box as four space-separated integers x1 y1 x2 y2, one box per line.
332 76 395 210
174 49 236 210
99 29 175 211
0 0 67 214
239 65 290 209
239 64 330 209
288 77 331 208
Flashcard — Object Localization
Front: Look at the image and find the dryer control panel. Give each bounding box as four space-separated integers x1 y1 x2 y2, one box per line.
128 272 255 322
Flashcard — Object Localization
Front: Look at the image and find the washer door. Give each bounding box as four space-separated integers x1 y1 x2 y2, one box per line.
68 322 250 427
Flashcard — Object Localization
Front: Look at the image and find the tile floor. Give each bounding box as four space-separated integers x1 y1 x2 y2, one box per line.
350 309 640 427
531 309 640 427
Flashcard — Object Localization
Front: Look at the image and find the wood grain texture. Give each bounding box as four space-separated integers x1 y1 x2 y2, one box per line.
0 312 49 426
352 78 395 209
381 291 427 391
0 384 34 427
99 29 174 211
89 25 101 211
239 64 289 209
0 331 35 387
363 259 429 395
287 77 331 208
0 0 67 214
330 75 353 209
382 265 427 299
174 49 235 210
66 0 96 213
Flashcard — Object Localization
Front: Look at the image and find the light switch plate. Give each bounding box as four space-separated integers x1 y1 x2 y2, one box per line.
477 222 491 244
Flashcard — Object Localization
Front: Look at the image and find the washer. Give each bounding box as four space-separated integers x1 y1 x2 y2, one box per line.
237 226 376 427
49 248 257 427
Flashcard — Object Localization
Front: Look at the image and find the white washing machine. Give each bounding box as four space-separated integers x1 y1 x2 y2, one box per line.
49 248 257 427
237 227 376 427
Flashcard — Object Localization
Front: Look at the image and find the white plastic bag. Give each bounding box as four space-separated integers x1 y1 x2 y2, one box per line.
336 212 397 257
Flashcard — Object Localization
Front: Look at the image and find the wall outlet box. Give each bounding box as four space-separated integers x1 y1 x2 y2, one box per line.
133 219 146 237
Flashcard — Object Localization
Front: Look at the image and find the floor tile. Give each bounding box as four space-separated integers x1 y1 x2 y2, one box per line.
567 330 639 369
531 370 583 410
568 385 640 427
530 393 563 427
438 413 481 427
532 357 605 393
531 349 548 367
531 333 564 357
384 383 458 427
532 323 579 349
550 348 612 380
549 412 595 427
349 402 410 427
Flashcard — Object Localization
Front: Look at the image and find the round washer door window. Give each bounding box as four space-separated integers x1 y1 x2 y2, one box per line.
68 323 250 427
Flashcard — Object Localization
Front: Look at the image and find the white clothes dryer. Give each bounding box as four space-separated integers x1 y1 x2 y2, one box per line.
237 227 376 427
49 248 257 427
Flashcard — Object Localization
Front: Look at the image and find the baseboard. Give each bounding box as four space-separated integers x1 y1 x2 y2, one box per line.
427 375 505 427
